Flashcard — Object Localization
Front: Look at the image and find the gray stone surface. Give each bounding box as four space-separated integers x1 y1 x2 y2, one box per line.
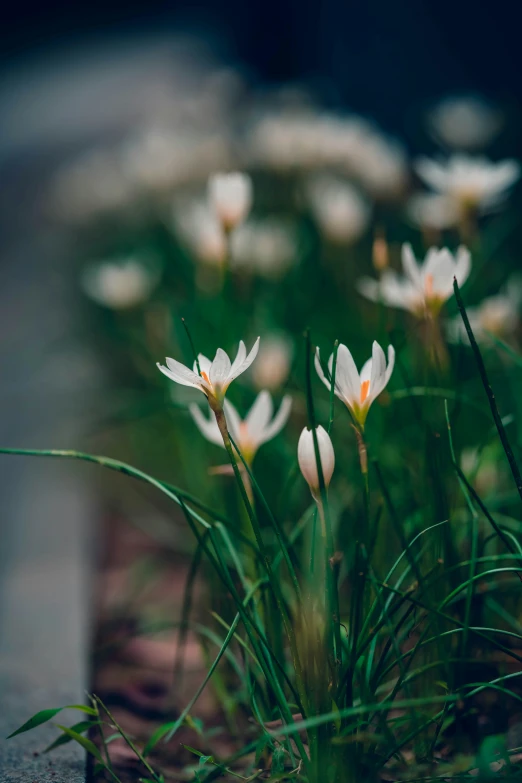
0 193 98 779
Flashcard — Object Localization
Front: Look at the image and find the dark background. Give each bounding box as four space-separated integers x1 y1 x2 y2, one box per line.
1 0 521 134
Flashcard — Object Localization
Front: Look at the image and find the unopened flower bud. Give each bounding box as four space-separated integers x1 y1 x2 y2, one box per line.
208 172 253 231
298 426 335 498
372 231 389 272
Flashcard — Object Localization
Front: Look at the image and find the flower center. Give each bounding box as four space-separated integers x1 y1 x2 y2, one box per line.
425 274 434 298
360 380 370 404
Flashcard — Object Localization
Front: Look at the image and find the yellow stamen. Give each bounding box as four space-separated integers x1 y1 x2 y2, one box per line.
360 380 370 404
201 370 210 384
425 274 434 298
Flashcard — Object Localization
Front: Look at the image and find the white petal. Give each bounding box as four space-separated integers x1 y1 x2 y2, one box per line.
297 426 335 494
222 399 242 443
194 354 212 376
334 344 360 404
228 340 247 377
384 345 396 386
227 337 261 382
158 360 207 391
256 395 292 446
368 341 387 401
189 404 224 447
454 246 471 288
315 348 332 391
357 276 382 303
401 244 422 286
209 347 232 386
244 391 273 445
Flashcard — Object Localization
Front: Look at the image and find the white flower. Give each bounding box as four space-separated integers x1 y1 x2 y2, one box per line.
251 334 292 391
230 218 297 278
415 154 520 212
307 177 370 244
447 277 522 343
208 172 253 231
315 341 395 428
358 244 471 318
157 338 260 402
81 259 158 309
190 391 292 464
173 201 227 267
428 96 502 151
298 426 335 497
407 192 458 231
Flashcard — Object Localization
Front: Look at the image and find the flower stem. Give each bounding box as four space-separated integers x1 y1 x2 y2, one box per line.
210 401 309 713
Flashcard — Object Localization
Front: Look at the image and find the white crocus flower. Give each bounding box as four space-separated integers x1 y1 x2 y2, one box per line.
447 277 522 344
230 217 297 278
173 201 227 267
190 391 292 464
252 334 292 391
415 154 520 213
315 341 394 428
358 244 471 318
307 176 370 244
81 259 158 309
407 192 458 231
157 338 260 403
298 426 335 498
208 172 253 231
428 96 502 151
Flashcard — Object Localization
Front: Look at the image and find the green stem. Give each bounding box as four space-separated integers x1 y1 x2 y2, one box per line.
454 277 522 503
210 403 309 715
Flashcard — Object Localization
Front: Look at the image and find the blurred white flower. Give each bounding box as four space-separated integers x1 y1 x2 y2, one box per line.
173 201 226 266
208 172 253 231
407 192 458 231
307 177 370 243
122 128 232 192
298 426 335 498
447 277 522 343
415 154 520 213
315 341 394 428
231 218 297 277
190 390 292 464
157 338 260 402
81 259 158 309
358 244 471 318
251 334 292 390
428 96 502 151
246 107 408 198
351 134 409 199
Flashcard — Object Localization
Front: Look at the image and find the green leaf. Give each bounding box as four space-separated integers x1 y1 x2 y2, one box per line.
54 724 105 765
7 705 96 738
43 721 96 753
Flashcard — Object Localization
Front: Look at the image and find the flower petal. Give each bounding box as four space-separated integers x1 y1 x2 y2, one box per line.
244 391 273 446
209 348 232 387
227 337 261 382
401 244 422 286
334 344 360 404
298 426 335 494
189 403 224 447
368 341 387 401
256 394 292 447
222 399 242 443
194 354 212 376
315 348 332 391
454 246 471 288
158 360 207 391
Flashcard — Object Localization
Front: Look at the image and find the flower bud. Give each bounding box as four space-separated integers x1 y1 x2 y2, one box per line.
298 426 335 498
208 172 253 231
